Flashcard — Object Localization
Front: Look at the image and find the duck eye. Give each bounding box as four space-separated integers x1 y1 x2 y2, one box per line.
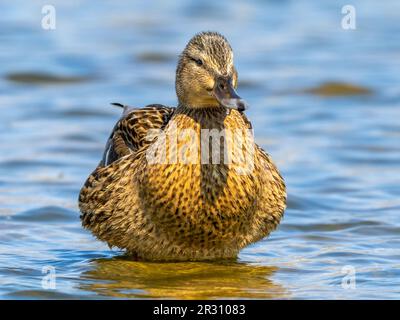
191 58 203 67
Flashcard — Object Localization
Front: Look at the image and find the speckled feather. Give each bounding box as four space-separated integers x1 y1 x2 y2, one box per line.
100 104 174 166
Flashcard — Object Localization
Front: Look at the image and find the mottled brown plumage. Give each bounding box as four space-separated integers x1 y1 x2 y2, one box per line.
79 32 286 261
101 104 174 166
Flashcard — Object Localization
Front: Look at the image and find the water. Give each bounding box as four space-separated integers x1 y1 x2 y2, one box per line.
0 0 399 299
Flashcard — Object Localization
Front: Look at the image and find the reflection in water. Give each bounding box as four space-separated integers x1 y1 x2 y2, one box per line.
80 257 287 299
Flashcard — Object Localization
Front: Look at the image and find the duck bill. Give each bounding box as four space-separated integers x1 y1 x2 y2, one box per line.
213 77 248 112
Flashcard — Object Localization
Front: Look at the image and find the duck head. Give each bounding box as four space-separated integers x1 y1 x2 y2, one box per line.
176 31 248 111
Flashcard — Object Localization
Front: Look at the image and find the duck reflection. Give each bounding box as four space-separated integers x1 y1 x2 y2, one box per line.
79 256 288 299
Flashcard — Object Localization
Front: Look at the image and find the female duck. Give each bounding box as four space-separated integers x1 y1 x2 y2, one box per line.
79 32 286 261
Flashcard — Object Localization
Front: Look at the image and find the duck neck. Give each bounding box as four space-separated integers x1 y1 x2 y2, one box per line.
174 104 230 128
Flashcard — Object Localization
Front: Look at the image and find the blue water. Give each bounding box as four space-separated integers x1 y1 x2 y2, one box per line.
0 0 399 299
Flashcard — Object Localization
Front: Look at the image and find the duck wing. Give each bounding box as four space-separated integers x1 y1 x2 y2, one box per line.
101 103 175 166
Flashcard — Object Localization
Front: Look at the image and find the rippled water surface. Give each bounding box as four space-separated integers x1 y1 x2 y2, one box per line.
1 0 399 299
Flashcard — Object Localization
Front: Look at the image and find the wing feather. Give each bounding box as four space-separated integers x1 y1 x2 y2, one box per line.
100 104 175 166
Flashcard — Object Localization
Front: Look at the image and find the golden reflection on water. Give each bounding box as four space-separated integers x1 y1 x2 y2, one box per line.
80 257 288 299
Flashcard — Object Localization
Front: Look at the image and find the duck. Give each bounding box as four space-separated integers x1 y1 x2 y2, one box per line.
79 31 286 261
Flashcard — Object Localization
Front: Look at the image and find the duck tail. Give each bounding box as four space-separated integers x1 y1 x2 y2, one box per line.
111 102 132 116
111 102 125 109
